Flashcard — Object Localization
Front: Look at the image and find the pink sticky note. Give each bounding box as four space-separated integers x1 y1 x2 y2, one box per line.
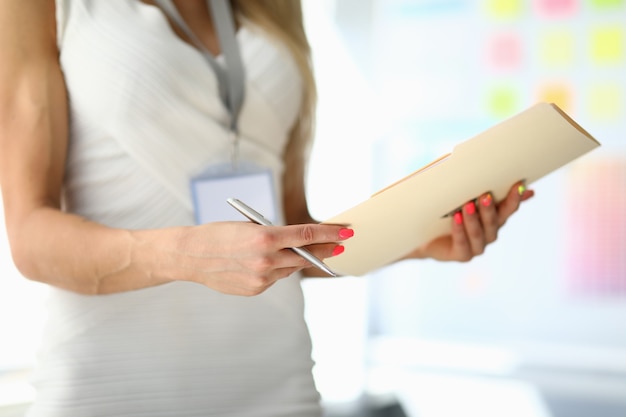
566 159 626 296
487 32 523 69
533 0 578 17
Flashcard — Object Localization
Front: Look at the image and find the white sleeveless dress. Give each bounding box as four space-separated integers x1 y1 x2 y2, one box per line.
26 1 321 416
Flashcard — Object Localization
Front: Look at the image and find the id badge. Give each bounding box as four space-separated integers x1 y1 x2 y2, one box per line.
190 163 278 225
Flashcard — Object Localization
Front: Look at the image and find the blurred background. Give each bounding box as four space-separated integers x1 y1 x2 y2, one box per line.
1 0 625 416
301 0 626 416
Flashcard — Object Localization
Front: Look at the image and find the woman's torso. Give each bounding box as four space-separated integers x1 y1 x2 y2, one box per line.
26 1 321 416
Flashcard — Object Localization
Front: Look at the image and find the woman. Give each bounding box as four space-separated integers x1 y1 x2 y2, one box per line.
0 0 532 415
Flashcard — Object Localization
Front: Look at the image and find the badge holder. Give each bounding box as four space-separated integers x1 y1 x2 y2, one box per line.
190 137 278 225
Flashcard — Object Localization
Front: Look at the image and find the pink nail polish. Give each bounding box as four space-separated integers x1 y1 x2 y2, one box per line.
454 211 463 225
332 245 345 256
464 201 476 215
481 194 493 207
338 228 354 240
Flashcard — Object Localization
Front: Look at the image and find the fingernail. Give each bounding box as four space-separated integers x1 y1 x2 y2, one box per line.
480 193 493 207
332 245 345 256
338 228 354 240
453 211 463 225
518 184 526 196
464 201 476 215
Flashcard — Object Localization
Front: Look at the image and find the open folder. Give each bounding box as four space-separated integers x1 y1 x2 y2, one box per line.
322 102 601 276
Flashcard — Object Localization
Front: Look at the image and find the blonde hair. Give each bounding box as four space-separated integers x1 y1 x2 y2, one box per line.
233 0 316 205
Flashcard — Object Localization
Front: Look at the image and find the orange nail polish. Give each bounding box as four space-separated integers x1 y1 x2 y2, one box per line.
464 201 476 215
332 245 345 256
453 211 463 225
480 194 493 207
338 228 354 240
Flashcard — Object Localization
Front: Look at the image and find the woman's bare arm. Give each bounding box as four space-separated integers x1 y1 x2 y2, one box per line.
0 0 350 295
0 1 169 294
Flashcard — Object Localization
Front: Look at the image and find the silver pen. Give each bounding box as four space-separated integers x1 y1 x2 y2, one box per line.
226 198 338 277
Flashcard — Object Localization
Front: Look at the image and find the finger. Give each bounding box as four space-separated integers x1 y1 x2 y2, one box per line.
451 211 473 262
262 243 345 280
272 243 344 269
477 193 498 244
461 201 486 255
496 181 530 226
273 224 354 250
521 188 535 202
307 243 346 260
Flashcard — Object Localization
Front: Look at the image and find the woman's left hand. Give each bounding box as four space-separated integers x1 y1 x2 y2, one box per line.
407 181 534 262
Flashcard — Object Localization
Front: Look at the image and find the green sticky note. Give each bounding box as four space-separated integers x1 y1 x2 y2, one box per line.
589 0 625 9
487 85 518 117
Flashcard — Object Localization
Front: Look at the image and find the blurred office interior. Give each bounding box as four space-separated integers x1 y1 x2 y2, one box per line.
302 0 626 416
1 0 625 416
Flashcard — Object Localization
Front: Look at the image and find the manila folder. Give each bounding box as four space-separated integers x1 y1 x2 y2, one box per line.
322 102 600 276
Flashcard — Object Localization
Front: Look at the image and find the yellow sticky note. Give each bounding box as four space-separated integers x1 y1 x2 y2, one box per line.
589 84 622 121
541 30 575 66
485 0 524 18
590 26 624 65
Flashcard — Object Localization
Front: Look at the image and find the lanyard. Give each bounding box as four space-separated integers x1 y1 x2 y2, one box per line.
154 0 245 168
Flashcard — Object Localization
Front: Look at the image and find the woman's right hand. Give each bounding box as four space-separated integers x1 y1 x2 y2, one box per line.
132 222 353 296
1 2 350 297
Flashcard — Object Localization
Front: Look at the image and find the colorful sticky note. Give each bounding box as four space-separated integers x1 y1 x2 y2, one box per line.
588 83 623 120
486 85 519 117
589 0 625 9
485 0 524 18
533 0 578 18
488 33 523 69
537 83 573 113
590 26 625 65
565 158 626 296
540 30 575 66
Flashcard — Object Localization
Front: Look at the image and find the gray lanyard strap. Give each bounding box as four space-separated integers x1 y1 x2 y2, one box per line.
209 0 245 133
154 0 245 168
